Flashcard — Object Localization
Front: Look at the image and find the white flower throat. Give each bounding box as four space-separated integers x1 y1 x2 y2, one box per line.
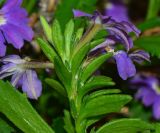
0 14 6 25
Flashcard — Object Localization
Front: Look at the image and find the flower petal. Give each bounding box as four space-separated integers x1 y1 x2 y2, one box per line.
0 31 6 57
1 55 25 64
2 0 23 12
129 50 150 64
105 2 129 22
11 72 24 87
73 9 92 18
153 97 160 119
114 51 136 80
107 27 133 51
22 70 42 99
136 87 156 106
1 24 24 49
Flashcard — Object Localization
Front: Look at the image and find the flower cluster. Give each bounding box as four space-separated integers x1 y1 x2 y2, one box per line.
73 4 149 80
130 74 160 119
0 0 39 99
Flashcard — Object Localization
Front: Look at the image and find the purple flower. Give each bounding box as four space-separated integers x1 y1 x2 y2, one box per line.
73 9 140 51
0 55 42 99
0 0 34 56
104 0 129 22
130 74 160 119
113 50 150 80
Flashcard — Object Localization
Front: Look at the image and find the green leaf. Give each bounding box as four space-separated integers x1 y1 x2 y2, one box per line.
63 110 75 133
155 123 160 133
37 38 56 62
54 57 72 89
65 19 74 58
0 118 14 133
80 94 132 119
138 17 160 32
71 44 90 74
85 89 121 101
79 76 115 100
134 35 160 57
40 16 52 42
80 53 113 83
45 78 67 97
0 80 54 133
52 19 64 58
96 118 154 133
75 27 84 42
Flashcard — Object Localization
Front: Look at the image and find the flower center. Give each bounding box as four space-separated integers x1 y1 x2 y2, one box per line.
106 3 113 10
0 14 6 25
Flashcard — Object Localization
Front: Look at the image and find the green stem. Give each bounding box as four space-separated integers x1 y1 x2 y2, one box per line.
18 62 54 69
72 23 102 58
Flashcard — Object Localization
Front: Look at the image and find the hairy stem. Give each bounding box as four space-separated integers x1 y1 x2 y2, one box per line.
17 62 54 69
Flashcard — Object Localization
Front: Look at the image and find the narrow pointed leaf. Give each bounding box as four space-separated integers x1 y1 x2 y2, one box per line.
52 19 64 57
80 53 112 83
45 78 67 97
75 28 84 42
63 110 75 133
0 80 54 133
65 19 74 58
80 94 131 119
79 76 115 99
40 16 52 42
54 57 72 89
37 38 56 62
71 44 90 74
96 118 154 133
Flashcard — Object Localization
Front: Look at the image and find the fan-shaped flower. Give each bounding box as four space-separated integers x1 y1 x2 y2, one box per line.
0 55 42 99
0 0 33 56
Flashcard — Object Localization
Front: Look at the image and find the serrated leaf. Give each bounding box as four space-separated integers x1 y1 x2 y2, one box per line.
0 118 14 133
71 44 90 74
96 118 154 133
134 36 160 57
79 76 115 100
40 16 52 42
45 78 67 97
63 110 75 133
65 19 74 58
80 53 113 83
52 19 64 58
138 17 160 32
54 57 72 89
80 94 132 119
37 38 56 62
0 80 54 133
86 89 121 101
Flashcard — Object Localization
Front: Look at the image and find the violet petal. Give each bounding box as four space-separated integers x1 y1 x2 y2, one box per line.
22 70 42 99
